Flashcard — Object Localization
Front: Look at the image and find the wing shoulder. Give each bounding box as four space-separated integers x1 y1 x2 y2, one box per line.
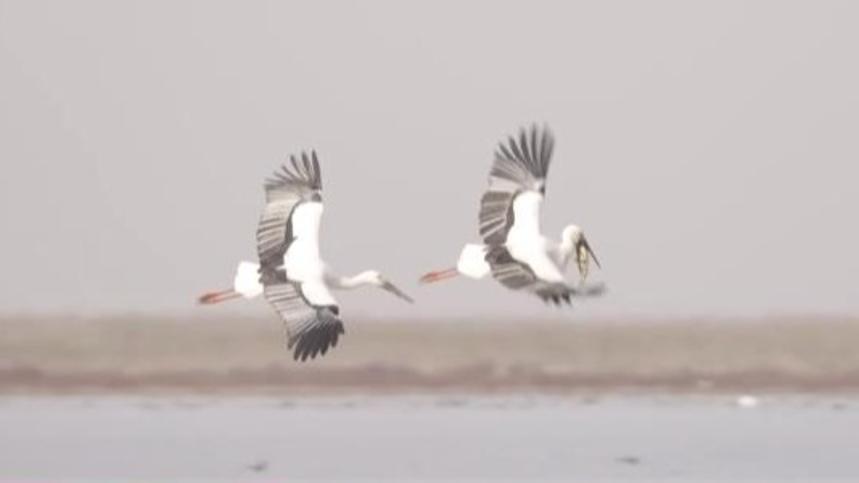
478 125 554 245
256 151 324 272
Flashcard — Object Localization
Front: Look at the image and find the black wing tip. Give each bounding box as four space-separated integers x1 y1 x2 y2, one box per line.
499 123 553 150
290 318 346 362
264 149 323 191
492 124 555 181
517 122 553 139
537 285 574 307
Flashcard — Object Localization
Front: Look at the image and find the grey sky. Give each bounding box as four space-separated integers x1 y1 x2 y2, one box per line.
1 0 857 319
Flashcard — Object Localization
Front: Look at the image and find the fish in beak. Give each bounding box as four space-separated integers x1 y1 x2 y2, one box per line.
380 279 415 303
575 236 601 282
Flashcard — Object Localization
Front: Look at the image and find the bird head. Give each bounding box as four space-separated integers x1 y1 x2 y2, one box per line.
563 225 601 282
364 270 414 303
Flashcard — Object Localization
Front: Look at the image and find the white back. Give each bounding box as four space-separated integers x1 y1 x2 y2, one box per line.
505 192 564 283
283 201 326 282
507 191 543 243
300 279 338 306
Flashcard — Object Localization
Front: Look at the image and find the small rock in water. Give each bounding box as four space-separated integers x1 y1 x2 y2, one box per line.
247 460 268 472
616 456 641 465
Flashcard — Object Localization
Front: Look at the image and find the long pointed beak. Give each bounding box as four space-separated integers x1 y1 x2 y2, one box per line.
582 237 601 269
381 280 415 303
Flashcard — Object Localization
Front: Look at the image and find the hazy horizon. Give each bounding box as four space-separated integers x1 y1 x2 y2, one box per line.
2 1 858 319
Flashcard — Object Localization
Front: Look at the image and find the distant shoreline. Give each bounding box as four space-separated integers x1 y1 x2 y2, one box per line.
5 365 859 395
3 317 859 394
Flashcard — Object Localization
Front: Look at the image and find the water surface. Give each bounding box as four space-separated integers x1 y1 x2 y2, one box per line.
1 395 857 482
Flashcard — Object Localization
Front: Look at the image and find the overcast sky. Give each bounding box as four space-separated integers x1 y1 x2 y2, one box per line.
1 0 857 319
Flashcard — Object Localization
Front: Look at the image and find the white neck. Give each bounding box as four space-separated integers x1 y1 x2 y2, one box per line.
558 230 577 269
329 270 378 290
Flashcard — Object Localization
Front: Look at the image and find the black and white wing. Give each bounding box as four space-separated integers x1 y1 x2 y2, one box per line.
478 125 554 245
477 126 574 300
485 245 578 305
256 151 322 275
263 281 344 361
256 152 343 360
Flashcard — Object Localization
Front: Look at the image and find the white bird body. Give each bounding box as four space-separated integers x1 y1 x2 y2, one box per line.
505 193 564 283
232 201 332 302
282 202 325 283
420 125 603 304
231 260 393 307
200 152 413 361
454 230 573 284
300 279 338 307
507 191 543 241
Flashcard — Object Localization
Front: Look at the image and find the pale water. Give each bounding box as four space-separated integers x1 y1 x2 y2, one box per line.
1 395 857 482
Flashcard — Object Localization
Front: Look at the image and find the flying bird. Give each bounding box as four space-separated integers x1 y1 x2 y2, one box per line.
420 125 603 305
199 151 413 361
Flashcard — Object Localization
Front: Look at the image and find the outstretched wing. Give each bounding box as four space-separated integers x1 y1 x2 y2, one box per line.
478 125 554 245
485 245 577 305
256 152 343 360
256 151 323 276
263 280 344 361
